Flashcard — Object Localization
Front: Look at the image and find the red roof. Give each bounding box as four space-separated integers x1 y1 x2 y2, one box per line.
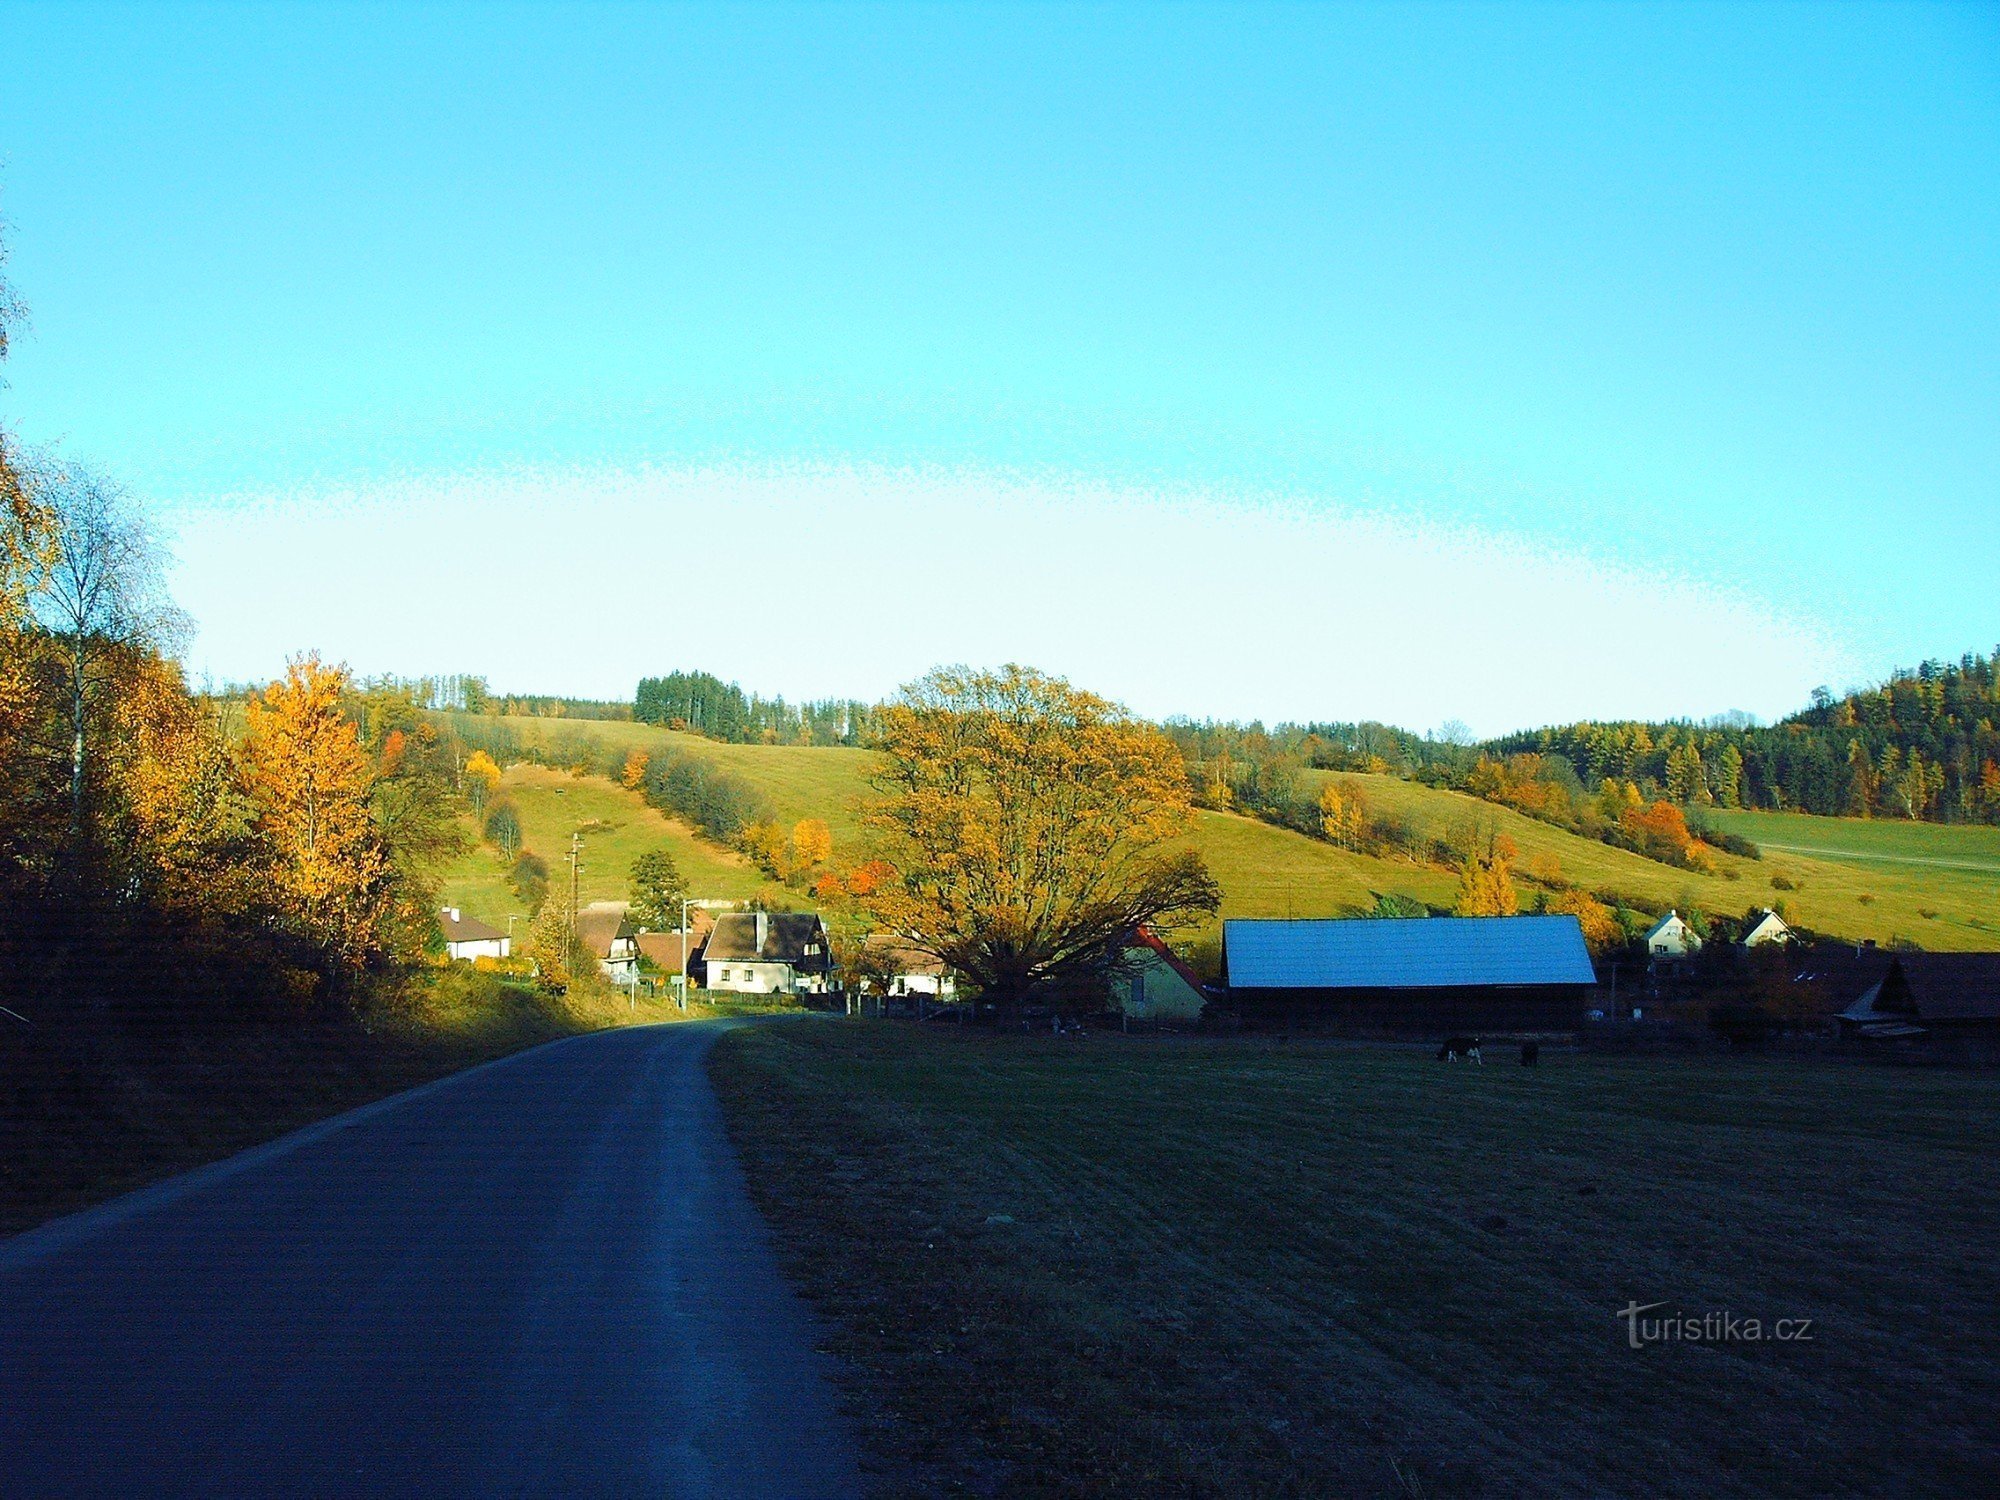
1126 925 1208 996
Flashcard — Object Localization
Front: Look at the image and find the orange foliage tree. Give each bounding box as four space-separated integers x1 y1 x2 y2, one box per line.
241 655 389 970
865 665 1219 1010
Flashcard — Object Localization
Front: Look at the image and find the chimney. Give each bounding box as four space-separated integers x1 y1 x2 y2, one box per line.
444 907 460 923
755 911 769 955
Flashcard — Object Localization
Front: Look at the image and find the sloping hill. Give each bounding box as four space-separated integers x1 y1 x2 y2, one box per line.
439 765 795 933
441 717 2000 949
1313 772 1999 950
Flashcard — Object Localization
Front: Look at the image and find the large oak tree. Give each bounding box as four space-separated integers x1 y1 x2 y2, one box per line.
867 665 1219 1011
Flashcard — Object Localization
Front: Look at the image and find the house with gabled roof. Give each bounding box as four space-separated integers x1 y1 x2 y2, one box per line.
1111 926 1209 1021
703 911 833 996
1739 908 1794 947
439 907 510 962
1644 910 1701 959
1220 914 1596 1032
576 902 640 983
1837 952 2000 1039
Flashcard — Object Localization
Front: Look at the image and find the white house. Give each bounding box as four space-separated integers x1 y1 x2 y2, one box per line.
703 912 833 996
1740 908 1795 947
577 902 641 983
1644 909 1702 959
860 935 956 1000
439 908 509 962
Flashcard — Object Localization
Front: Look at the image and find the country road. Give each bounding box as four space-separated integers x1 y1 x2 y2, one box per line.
0 1021 864 1499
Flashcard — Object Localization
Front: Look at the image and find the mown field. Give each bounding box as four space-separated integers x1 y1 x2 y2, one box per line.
440 716 2000 949
712 1020 2000 1498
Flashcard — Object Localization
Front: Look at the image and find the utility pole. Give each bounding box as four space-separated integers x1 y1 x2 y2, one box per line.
567 831 582 919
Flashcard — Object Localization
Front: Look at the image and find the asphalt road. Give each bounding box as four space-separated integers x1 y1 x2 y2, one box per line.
0 1021 864 1499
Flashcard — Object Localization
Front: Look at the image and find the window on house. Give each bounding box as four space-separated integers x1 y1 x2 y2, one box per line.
719 968 731 982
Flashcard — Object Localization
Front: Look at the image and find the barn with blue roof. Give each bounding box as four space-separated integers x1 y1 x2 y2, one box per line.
1221 915 1598 1033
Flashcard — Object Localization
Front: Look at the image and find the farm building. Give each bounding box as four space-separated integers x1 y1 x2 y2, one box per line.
1837 953 2000 1040
1644 910 1701 959
1111 926 1209 1022
1221 915 1597 1033
576 903 641 984
704 911 833 996
439 908 509 962
1740 909 1795 947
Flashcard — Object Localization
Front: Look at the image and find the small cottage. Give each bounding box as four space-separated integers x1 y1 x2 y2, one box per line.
576 902 641 984
1644 910 1701 959
439 908 509 962
1740 909 1794 947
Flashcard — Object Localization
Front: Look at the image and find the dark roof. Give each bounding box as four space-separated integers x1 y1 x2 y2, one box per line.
1850 953 2000 1022
704 912 829 967
1790 943 1895 1006
439 910 505 944
575 905 636 958
1224 916 1597 991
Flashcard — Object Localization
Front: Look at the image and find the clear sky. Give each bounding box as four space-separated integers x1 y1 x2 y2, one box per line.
2 1 1995 734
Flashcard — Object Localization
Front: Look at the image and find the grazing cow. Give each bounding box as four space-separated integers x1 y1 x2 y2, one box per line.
1437 1035 1483 1064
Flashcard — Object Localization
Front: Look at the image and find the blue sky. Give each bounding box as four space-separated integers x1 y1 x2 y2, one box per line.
2 1 1995 733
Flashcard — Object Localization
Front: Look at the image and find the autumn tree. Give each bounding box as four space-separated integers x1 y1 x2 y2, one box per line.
865 665 1220 1011
1317 779 1368 850
241 655 389 970
791 817 833 873
1452 851 1519 917
526 871 588 992
1544 887 1620 955
621 749 649 790
24 458 185 863
463 749 502 815
628 847 687 930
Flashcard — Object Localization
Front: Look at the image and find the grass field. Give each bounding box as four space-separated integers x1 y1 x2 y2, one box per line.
712 1020 2000 1498
445 717 2000 949
438 764 800 931
1313 771 2000 949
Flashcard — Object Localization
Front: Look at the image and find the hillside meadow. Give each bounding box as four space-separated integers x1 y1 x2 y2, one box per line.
439 716 2000 950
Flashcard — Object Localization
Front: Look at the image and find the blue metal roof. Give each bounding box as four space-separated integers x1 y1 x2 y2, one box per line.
1224 915 1597 990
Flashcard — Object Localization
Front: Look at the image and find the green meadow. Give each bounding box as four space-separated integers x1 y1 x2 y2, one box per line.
440 717 2000 950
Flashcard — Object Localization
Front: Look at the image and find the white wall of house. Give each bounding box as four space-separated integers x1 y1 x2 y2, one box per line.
446 936 510 962
1647 912 1700 958
1112 949 1206 1020
1742 911 1793 947
598 935 639 982
708 960 821 995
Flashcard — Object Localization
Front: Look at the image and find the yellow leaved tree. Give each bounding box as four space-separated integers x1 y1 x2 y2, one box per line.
241 655 388 968
867 665 1219 1012
463 749 502 814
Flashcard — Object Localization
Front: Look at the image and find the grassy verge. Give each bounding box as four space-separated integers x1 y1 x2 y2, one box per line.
0 967 692 1236
710 1021 2000 1498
